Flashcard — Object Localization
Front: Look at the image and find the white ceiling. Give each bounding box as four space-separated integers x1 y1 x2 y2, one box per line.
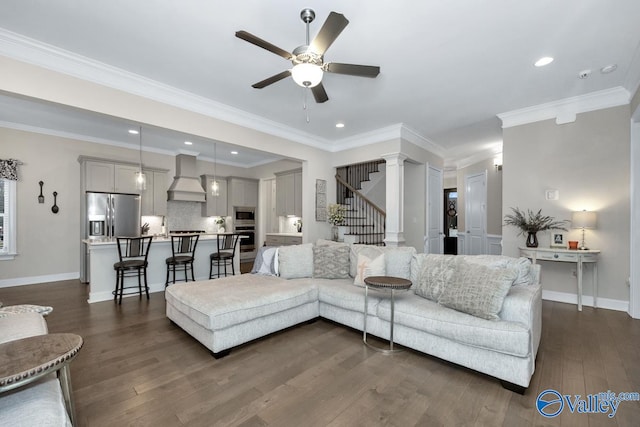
1 0 639 166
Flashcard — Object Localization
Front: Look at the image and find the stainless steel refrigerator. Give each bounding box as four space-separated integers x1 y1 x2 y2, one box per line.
82 192 141 282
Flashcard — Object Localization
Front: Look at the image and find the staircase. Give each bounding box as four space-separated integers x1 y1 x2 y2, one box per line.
335 160 386 245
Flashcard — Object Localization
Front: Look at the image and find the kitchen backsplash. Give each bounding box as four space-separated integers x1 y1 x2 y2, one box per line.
142 201 228 235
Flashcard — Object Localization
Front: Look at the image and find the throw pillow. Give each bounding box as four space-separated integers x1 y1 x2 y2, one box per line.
255 247 278 276
315 239 349 247
413 254 458 301
349 245 384 277
0 304 54 318
313 245 350 279
353 253 386 286
437 261 517 320
382 246 416 280
278 243 314 279
461 255 533 286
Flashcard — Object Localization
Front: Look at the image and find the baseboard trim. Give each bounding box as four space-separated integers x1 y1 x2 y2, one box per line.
0 272 79 288
542 290 629 312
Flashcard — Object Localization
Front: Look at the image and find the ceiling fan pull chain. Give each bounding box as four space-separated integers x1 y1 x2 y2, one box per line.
303 88 310 123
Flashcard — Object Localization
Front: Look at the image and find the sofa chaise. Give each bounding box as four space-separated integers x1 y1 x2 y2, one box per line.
165 242 542 392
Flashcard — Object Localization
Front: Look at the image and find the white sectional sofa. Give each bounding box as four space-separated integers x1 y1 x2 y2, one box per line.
165 242 542 391
0 311 72 427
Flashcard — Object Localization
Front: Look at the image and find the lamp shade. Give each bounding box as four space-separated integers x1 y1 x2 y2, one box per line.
572 210 596 229
291 63 323 87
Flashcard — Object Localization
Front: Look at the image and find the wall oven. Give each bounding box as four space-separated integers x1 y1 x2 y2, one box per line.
234 225 256 261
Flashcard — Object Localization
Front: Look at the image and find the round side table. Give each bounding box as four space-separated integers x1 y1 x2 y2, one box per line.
0 333 83 425
363 275 412 353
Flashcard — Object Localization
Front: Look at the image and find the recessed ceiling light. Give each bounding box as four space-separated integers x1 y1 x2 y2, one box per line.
184 141 193 145
534 57 554 67
231 151 238 155
600 64 617 74
335 122 345 128
128 129 139 135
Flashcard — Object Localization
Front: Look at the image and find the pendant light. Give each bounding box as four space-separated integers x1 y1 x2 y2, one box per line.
135 126 146 191
211 142 219 197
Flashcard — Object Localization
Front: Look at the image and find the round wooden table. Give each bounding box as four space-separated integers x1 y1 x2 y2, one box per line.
363 276 412 353
0 333 83 425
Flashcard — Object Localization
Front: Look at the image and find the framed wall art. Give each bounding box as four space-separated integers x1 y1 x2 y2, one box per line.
550 232 566 248
315 179 327 221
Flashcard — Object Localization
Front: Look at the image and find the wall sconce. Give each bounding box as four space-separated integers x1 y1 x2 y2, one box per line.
572 210 597 250
493 157 503 171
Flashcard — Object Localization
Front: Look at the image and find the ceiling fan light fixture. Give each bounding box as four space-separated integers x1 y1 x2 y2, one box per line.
291 63 323 87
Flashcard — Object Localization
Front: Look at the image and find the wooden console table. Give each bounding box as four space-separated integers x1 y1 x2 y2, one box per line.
519 247 600 311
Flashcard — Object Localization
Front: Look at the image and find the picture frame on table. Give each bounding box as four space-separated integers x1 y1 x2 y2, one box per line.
550 232 566 248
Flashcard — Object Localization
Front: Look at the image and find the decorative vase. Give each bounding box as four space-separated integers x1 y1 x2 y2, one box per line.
218 226 225 233
332 226 339 241
526 232 538 248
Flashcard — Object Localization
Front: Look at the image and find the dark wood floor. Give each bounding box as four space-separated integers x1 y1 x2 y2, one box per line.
1 280 639 426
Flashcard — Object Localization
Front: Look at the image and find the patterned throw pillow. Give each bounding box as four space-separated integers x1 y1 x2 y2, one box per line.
313 245 350 279
353 253 386 286
0 304 54 318
413 254 458 301
437 261 517 320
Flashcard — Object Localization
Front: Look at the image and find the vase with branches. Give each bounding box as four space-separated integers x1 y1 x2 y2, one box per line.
503 208 568 248
327 203 346 241
327 203 346 226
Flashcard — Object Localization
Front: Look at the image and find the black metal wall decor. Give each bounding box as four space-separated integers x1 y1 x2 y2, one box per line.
38 181 44 203
51 191 59 214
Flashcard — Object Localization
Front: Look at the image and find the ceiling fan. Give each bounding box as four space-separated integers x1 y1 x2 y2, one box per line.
235 8 380 103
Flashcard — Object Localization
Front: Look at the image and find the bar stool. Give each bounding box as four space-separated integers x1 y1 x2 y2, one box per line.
113 236 153 304
209 234 241 279
165 234 200 286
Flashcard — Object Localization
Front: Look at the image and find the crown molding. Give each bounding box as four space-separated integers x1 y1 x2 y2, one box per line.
332 123 447 159
331 123 403 151
0 28 331 150
451 146 502 170
400 124 447 158
497 86 630 128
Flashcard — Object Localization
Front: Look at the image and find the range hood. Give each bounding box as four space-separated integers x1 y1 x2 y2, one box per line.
167 154 206 202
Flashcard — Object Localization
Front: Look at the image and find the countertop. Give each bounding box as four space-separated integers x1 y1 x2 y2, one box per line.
265 232 303 237
83 233 242 246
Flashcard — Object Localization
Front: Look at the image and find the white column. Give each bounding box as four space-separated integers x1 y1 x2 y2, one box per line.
382 153 407 247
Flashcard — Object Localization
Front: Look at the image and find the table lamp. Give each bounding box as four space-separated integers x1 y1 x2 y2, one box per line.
572 210 596 250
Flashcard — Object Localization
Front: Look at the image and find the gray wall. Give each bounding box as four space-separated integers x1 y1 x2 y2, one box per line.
502 105 630 302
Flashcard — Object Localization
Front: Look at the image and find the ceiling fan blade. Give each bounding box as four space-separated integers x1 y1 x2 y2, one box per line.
252 70 292 89
235 30 293 60
310 12 349 55
311 83 329 103
325 62 380 78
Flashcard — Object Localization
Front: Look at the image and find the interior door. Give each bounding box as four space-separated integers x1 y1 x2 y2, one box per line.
426 165 443 254
464 171 487 255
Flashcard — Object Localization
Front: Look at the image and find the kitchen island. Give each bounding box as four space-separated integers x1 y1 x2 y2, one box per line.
83 234 243 303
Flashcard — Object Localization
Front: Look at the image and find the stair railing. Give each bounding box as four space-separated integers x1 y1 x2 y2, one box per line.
335 173 386 245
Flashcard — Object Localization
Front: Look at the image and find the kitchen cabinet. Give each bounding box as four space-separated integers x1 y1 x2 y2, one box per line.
83 159 142 194
275 169 302 217
265 234 302 246
200 175 228 217
84 160 114 193
228 177 258 208
141 169 169 216
114 164 141 194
